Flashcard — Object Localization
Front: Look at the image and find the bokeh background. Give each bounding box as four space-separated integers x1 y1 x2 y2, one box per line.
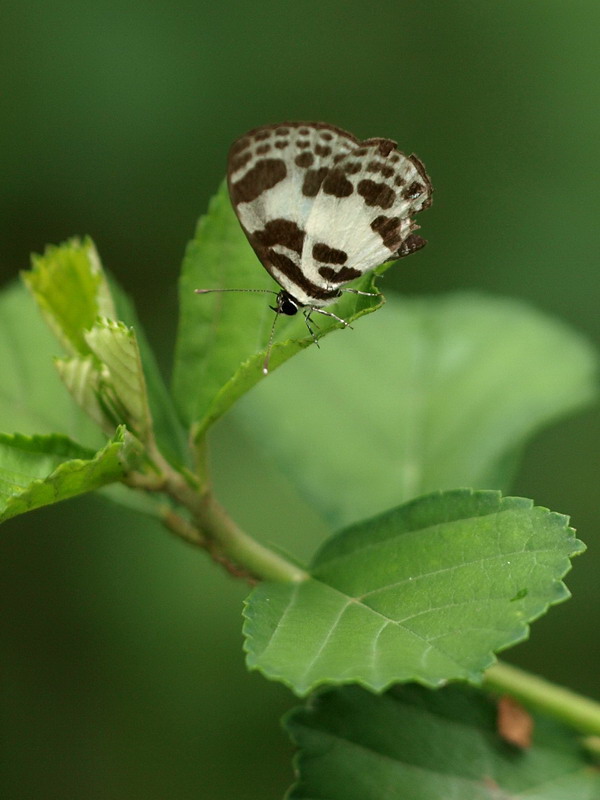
1 2 599 797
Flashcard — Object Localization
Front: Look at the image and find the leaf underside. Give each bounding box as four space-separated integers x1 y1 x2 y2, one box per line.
284 684 600 800
243 490 584 696
234 292 599 527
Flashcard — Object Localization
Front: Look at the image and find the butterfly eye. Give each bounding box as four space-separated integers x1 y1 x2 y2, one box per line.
281 299 298 315
274 293 299 316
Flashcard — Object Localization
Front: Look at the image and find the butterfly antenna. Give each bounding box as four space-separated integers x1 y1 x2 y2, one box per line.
195 288 278 296
262 311 280 375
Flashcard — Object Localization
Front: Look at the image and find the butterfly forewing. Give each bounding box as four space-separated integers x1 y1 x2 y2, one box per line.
227 122 432 308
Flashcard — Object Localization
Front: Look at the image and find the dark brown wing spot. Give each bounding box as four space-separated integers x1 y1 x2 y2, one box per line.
318 267 335 281
362 138 396 157
230 151 253 172
376 139 396 157
322 169 353 197
396 234 427 258
343 161 362 175
268 251 340 301
408 155 433 208
296 140 310 149
298 127 310 135
366 161 395 179
354 148 368 156
315 144 332 157
295 152 314 168
275 127 290 136
320 131 333 140
312 243 347 264
302 167 329 197
402 181 424 200
319 266 362 283
230 158 287 204
371 215 403 250
230 137 251 156
394 175 406 186
358 179 395 209
253 219 305 254
274 140 289 149
254 130 271 141
256 143 271 155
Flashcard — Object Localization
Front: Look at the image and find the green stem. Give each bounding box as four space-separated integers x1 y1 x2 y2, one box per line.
195 493 308 584
484 661 600 736
137 443 307 584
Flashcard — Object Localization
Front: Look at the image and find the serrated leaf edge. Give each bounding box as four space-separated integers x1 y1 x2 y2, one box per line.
242 489 585 697
0 426 137 522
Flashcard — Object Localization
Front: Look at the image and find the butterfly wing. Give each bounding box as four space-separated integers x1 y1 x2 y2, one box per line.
227 122 432 307
298 137 432 298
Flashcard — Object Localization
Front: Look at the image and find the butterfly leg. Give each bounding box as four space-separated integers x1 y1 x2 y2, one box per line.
303 311 321 347
309 307 353 329
340 287 380 297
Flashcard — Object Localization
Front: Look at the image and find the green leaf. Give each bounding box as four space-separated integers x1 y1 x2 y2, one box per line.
54 355 110 432
0 283 172 516
22 237 116 355
0 282 102 447
0 427 137 522
171 182 388 438
110 279 187 465
243 490 584 696
53 318 154 441
85 318 154 440
284 684 600 800
20 239 186 461
234 292 599 527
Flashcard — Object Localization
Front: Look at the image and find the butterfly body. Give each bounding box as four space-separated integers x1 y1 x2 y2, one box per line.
227 121 432 312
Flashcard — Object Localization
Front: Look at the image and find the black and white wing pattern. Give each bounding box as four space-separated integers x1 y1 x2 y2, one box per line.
227 121 432 308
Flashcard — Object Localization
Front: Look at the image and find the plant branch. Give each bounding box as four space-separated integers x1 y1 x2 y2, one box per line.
484 660 600 736
128 441 307 584
193 491 308 584
161 506 206 547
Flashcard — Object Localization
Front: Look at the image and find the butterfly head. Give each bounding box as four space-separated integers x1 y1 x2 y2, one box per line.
271 290 300 316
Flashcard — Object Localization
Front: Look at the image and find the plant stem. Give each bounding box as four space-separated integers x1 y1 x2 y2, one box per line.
135 444 307 584
484 660 600 736
194 492 308 584
161 506 206 547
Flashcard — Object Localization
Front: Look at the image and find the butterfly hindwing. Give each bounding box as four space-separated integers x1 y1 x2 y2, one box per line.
227 122 432 308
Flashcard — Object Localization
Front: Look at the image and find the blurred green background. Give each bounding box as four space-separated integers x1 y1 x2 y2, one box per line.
1 2 598 797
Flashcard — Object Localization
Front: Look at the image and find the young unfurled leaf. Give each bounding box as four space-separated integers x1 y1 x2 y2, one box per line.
22 237 116 355
0 427 138 522
171 183 387 438
20 241 185 458
109 279 187 465
53 319 153 442
54 354 111 433
235 292 599 526
284 684 600 799
243 490 584 695
85 319 154 441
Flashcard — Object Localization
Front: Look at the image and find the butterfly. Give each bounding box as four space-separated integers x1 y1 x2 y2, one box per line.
196 121 432 373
